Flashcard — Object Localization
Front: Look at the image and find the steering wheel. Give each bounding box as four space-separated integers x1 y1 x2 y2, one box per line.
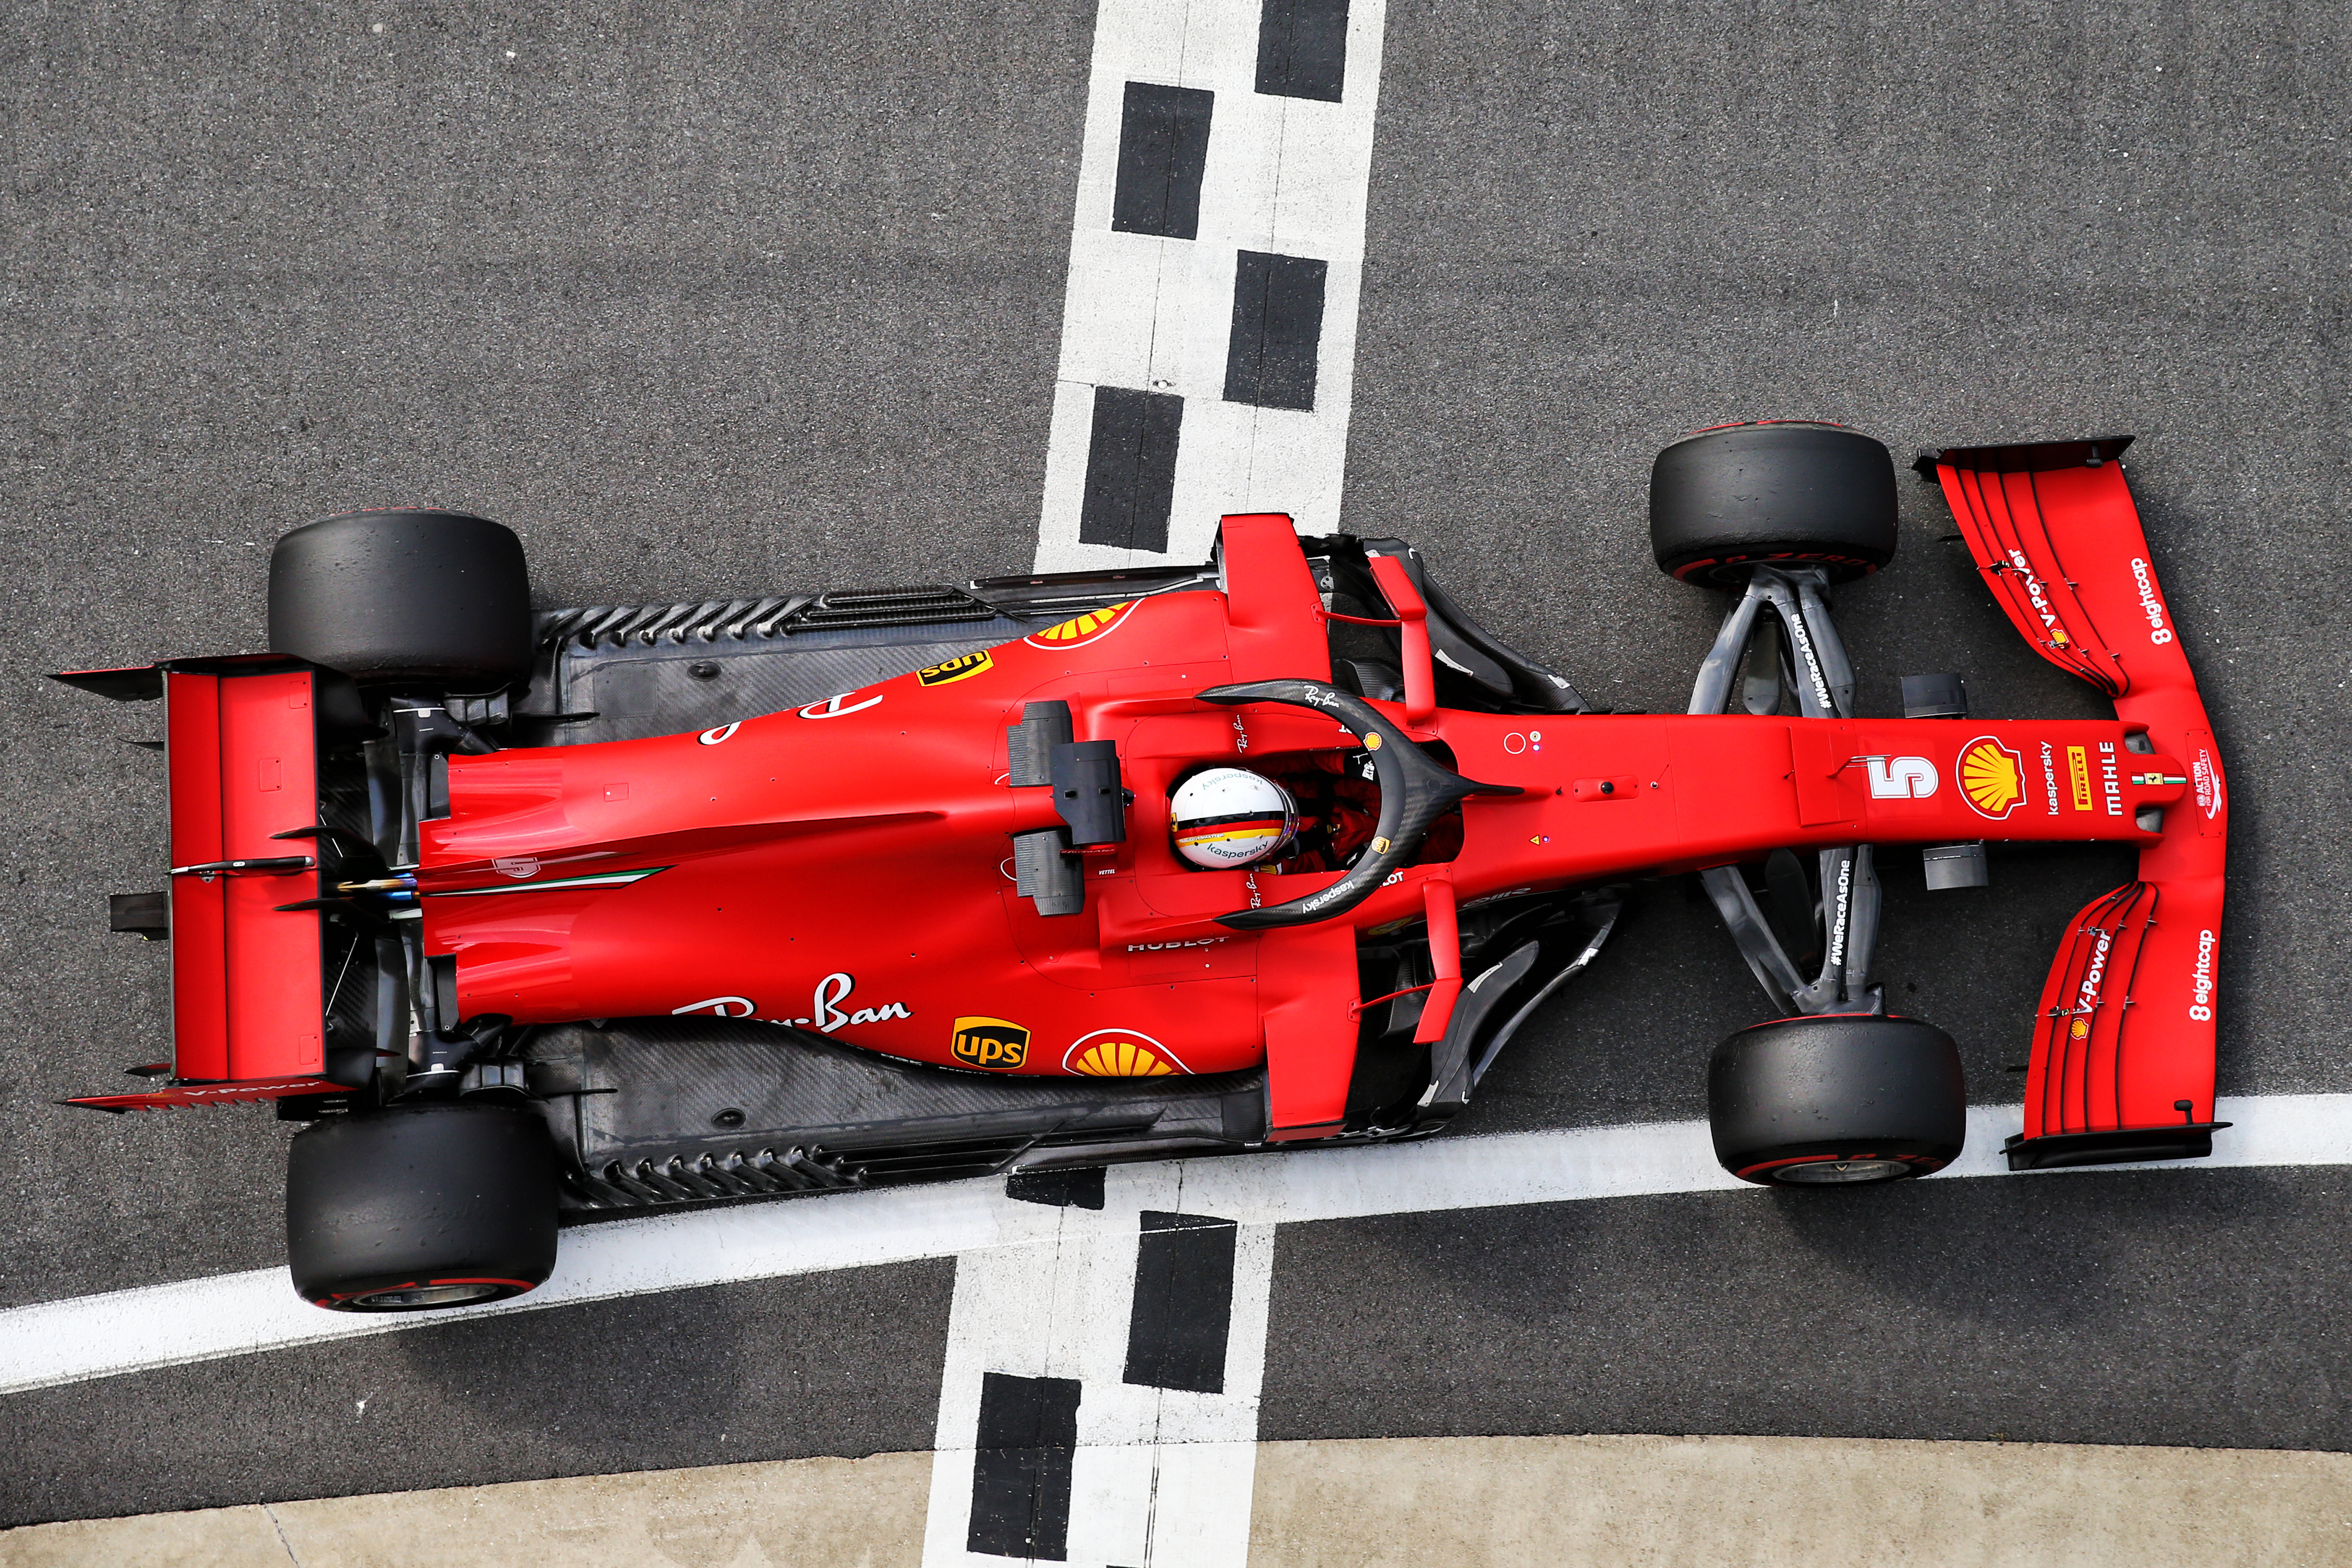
1197 680 1521 931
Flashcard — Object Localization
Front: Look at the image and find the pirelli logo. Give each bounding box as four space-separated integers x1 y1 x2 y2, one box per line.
2067 745 2093 812
917 651 993 686
951 1015 1029 1069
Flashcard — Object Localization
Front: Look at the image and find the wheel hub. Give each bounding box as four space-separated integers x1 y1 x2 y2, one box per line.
1774 1158 1912 1185
348 1283 504 1309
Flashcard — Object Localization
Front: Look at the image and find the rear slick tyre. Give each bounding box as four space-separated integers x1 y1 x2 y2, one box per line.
1707 1014 1965 1186
1649 421 1898 585
286 1102 558 1311
268 508 533 689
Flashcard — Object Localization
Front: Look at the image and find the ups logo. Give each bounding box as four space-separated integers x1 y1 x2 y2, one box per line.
951 1015 1029 1070
917 651 994 686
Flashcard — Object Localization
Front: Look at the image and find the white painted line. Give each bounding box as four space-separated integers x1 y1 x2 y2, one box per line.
0 1178 1053 1399
919 1169 1274 1567
0 1094 2345 1401
1034 0 1390 569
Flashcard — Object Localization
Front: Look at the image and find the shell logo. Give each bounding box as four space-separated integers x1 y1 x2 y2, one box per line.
1063 1029 1189 1077
1957 735 2027 820
1025 601 1136 650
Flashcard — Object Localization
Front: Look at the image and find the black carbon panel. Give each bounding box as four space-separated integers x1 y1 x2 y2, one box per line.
520 571 1220 747
529 1017 1264 1187
546 624 1023 745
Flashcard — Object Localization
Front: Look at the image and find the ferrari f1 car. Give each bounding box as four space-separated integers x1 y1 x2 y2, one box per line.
59 423 2228 1312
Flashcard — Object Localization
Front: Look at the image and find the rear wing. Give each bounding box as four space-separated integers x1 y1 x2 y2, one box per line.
58 657 354 1109
1920 439 2229 1169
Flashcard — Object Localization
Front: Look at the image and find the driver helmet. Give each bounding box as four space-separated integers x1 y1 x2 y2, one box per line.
1170 767 1298 869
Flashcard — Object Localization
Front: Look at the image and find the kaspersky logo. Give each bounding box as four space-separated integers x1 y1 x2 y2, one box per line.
1956 736 2026 820
916 651 993 686
951 1016 1030 1070
1025 601 1135 650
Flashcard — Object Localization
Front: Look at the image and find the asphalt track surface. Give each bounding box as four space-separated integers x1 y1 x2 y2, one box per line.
3 0 2347 1529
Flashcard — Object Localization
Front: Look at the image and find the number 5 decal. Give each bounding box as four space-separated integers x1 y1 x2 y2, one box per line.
1864 756 1939 799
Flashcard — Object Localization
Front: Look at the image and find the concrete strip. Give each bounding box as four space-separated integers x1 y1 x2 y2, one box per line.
0 1504 293 1568
11 1435 2347 1567
0 1451 931 1568
1249 1434 2352 1568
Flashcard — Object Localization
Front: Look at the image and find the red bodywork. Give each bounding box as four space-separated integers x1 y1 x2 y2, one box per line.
89 470 2227 1156
1928 448 2228 1150
71 665 347 1111
412 503 2216 1143
167 667 327 1082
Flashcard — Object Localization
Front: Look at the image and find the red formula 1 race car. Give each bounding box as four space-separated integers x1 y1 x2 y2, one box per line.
59 424 2227 1313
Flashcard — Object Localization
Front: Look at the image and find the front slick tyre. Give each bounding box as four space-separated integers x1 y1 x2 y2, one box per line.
1648 421 1898 585
286 1102 558 1312
1707 1014 1965 1186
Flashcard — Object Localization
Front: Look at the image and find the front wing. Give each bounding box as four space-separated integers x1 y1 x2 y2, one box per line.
1922 438 2230 1169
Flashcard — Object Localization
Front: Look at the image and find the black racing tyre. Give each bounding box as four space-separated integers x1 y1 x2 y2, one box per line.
268 509 533 689
286 1102 558 1311
1649 421 1898 585
1707 1014 1965 1186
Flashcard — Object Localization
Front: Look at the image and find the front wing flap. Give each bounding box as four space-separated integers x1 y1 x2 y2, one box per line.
1922 439 2230 1169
